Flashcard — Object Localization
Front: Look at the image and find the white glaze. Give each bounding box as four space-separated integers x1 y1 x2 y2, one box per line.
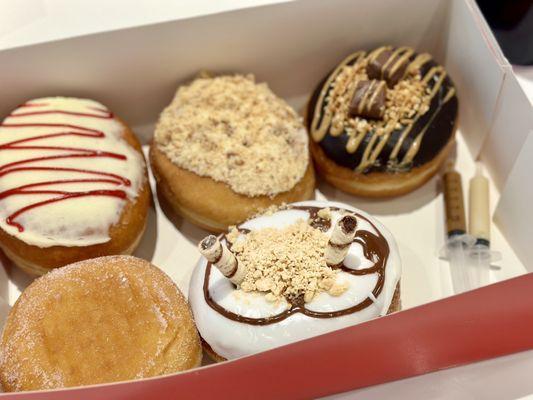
0 97 144 248
189 200 401 359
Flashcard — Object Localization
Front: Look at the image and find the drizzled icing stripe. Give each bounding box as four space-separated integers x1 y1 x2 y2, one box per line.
0 98 143 248
8 108 113 119
310 47 457 173
388 66 451 164
311 51 365 142
0 107 130 232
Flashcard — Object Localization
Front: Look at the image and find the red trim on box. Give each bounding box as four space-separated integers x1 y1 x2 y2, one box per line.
3 274 533 399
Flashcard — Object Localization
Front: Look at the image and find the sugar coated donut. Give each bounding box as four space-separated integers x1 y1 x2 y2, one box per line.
0 255 201 391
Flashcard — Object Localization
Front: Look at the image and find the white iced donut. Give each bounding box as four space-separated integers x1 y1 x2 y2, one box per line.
189 200 401 360
0 97 149 275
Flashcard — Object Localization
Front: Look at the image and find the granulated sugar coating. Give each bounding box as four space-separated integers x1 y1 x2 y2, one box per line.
228 219 349 303
153 74 309 197
0 255 201 392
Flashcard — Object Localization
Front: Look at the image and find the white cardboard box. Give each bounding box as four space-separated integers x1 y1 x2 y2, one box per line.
0 0 532 398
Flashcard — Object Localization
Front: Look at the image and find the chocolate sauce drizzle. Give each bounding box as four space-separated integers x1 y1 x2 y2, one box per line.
202 205 389 325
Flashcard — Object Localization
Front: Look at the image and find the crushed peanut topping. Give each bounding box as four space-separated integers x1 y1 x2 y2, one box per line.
326 59 431 143
154 74 309 197
317 207 332 220
227 219 348 303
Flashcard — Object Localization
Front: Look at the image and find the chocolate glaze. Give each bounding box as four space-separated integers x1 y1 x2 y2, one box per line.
307 47 458 174
202 205 389 325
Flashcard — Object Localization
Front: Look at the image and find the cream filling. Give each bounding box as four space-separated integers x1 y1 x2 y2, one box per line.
0 97 144 248
189 200 401 359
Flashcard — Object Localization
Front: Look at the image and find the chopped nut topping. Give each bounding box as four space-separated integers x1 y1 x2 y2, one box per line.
329 281 349 296
326 58 431 143
226 225 240 245
317 207 332 220
154 74 308 197
231 218 349 303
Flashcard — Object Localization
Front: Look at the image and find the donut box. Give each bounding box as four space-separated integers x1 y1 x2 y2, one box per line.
0 0 532 398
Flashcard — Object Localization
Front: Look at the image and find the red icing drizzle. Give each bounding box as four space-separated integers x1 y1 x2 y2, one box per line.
0 101 131 233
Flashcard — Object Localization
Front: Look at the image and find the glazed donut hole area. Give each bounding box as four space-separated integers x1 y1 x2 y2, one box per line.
0 0 530 393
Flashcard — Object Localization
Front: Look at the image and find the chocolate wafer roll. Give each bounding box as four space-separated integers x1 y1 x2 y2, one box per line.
199 235 247 284
325 214 358 267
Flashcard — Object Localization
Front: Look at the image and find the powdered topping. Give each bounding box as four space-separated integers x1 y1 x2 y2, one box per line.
154 74 309 197
227 219 348 303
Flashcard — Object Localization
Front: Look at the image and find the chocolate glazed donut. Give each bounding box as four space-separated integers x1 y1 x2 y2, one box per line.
306 46 459 197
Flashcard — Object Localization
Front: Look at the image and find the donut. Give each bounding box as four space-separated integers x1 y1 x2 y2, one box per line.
0 255 202 391
0 97 150 275
150 74 315 232
189 200 401 361
306 46 458 197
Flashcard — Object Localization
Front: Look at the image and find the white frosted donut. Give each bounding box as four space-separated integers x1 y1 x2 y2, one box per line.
0 97 145 247
189 200 401 360
0 97 149 275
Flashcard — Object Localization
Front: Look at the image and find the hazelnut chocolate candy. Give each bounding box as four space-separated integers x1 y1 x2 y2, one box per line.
348 80 387 120
367 49 409 88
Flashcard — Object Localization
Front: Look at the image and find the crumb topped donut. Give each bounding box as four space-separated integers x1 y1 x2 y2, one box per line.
0 97 150 275
0 256 201 391
189 200 401 361
150 74 315 231
307 46 458 197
